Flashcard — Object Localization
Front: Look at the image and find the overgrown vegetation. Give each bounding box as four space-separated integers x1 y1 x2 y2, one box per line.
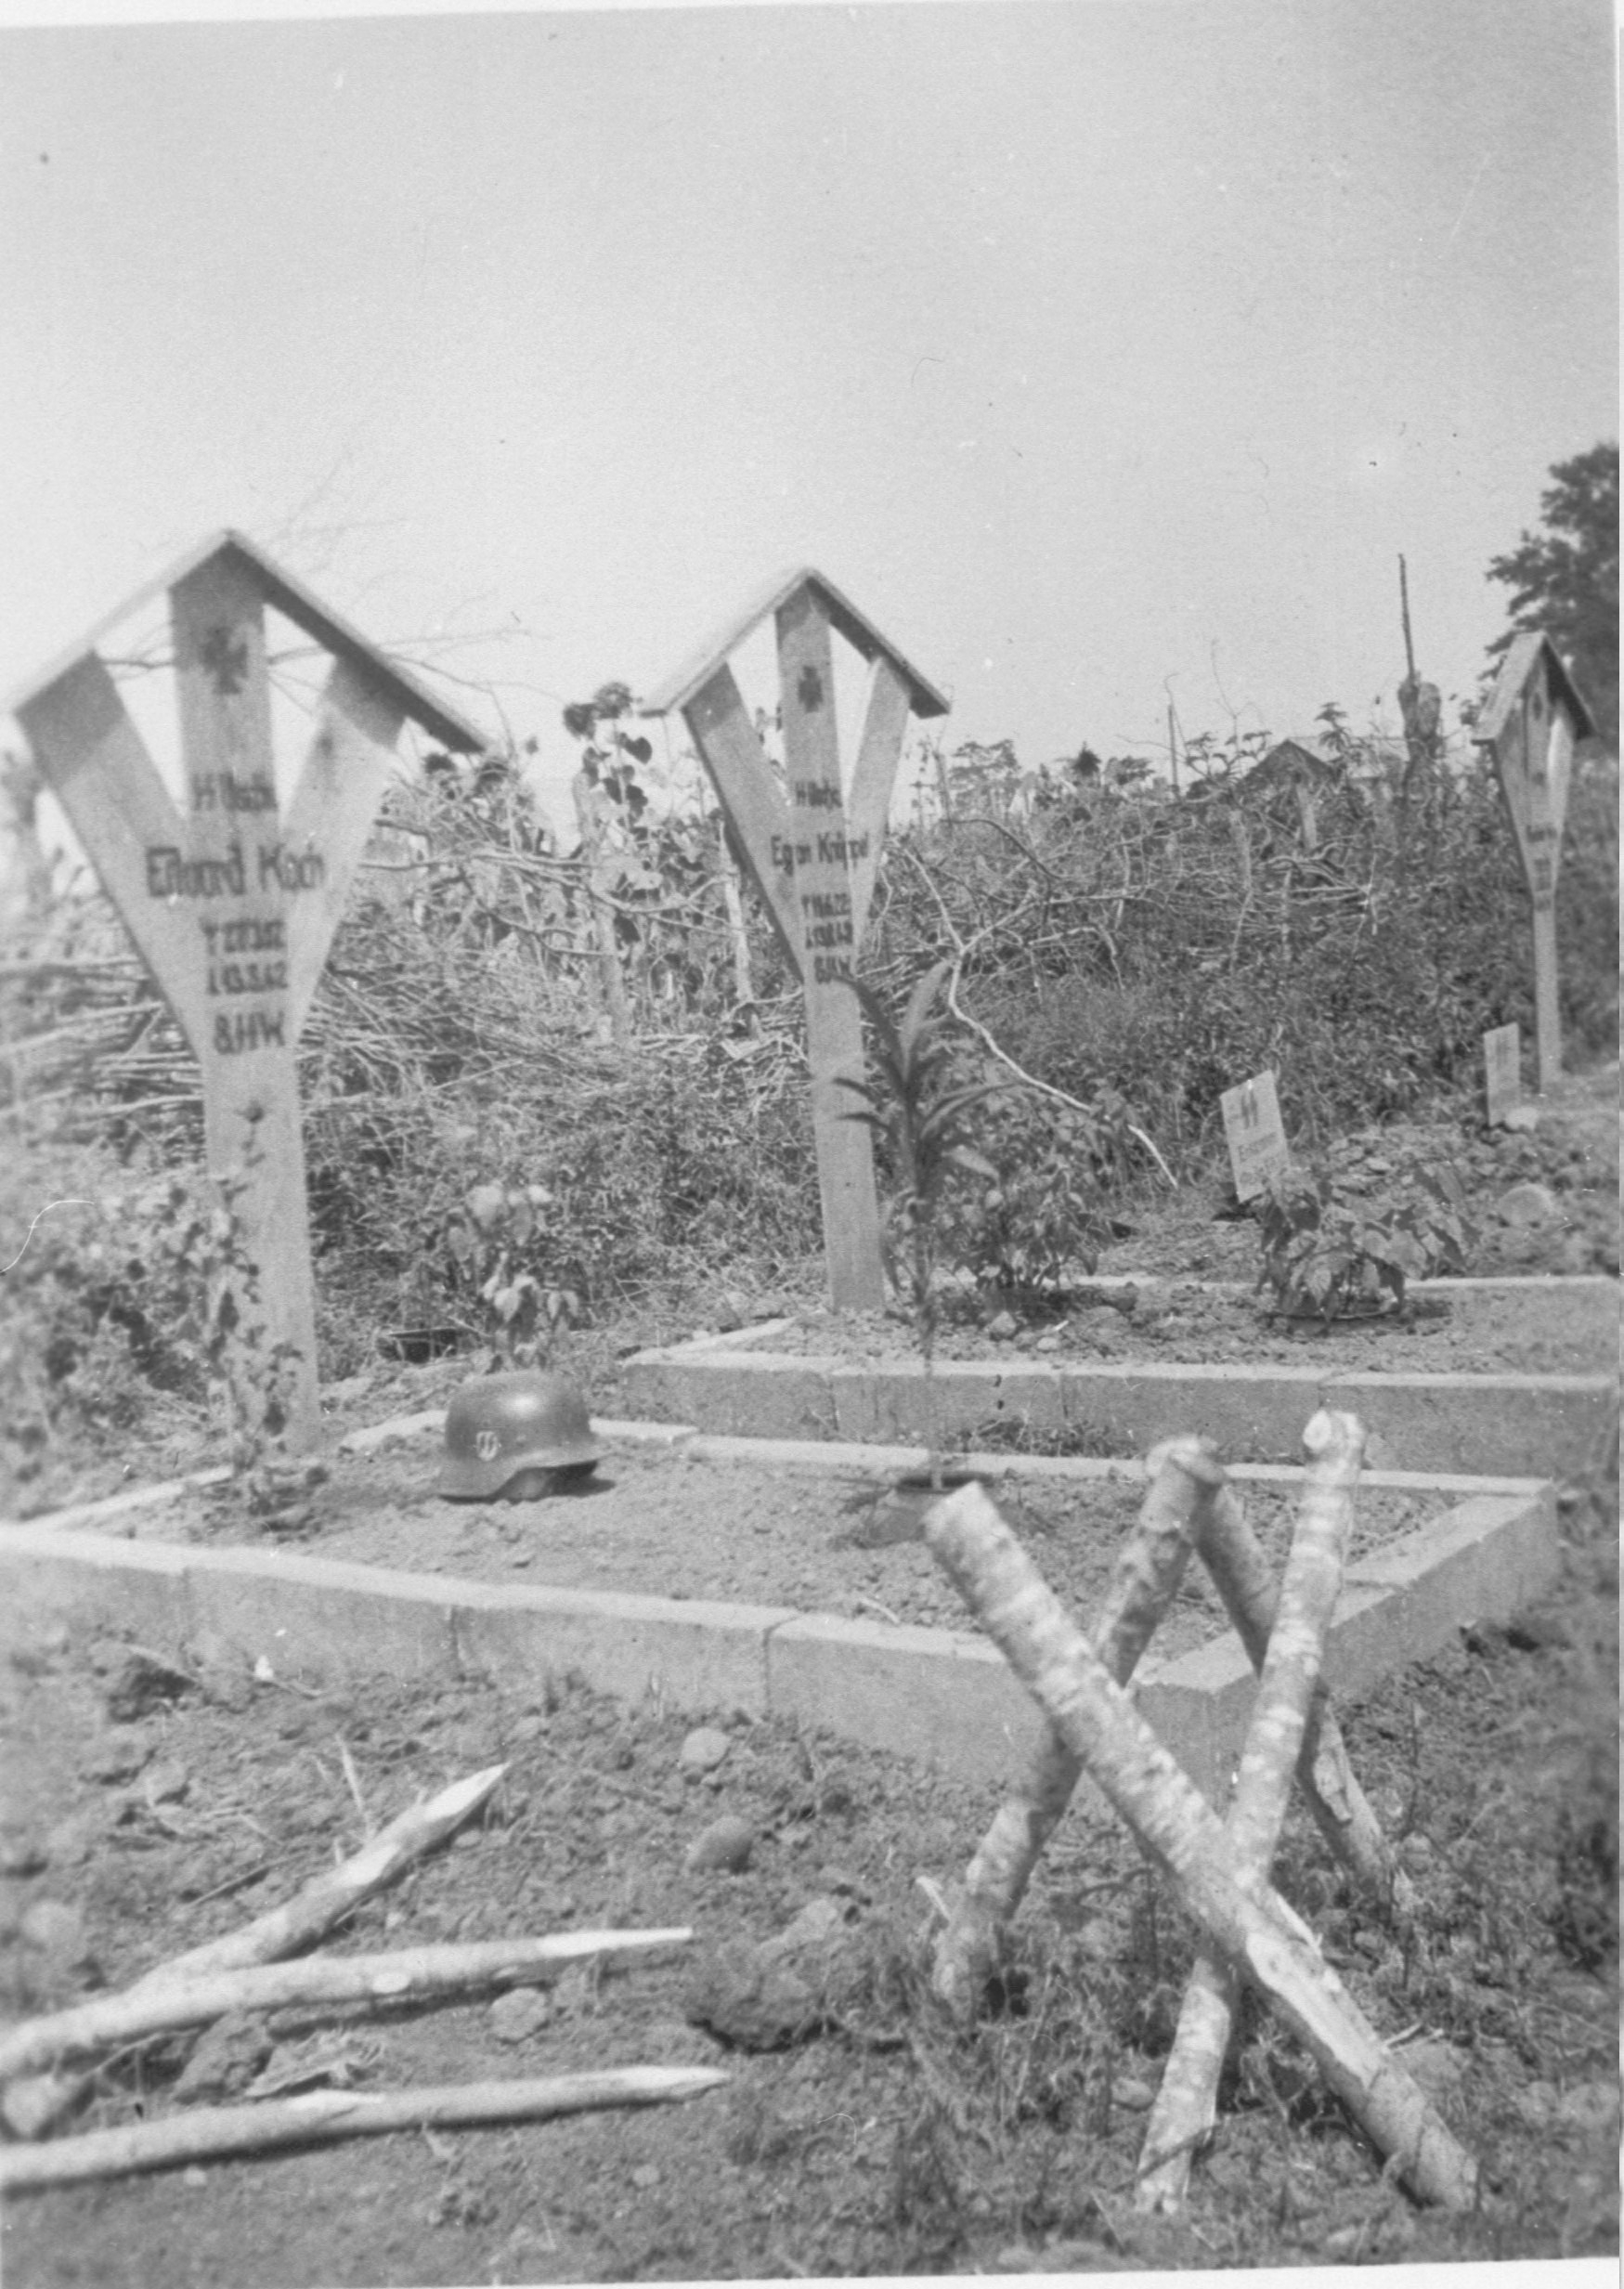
2 648 1618 1494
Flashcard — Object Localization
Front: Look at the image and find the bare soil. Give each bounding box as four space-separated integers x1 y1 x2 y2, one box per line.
749 1276 1617 1378
0 1469 1616 2287
1 1063 1615 2282
124 1437 1452 1661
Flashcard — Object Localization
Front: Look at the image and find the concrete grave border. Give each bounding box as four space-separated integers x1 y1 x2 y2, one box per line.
622 1276 1618 1479
0 1414 1558 1810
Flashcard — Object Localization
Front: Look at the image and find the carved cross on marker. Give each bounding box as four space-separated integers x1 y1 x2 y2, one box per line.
643 569 949 1312
8 530 486 1457
1472 631 1595 1096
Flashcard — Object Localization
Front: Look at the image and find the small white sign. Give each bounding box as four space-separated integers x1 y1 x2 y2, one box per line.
1220 1069 1291 1202
1483 1023 1522 1128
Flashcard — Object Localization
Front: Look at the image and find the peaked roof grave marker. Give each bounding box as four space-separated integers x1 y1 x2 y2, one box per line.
643 568 949 1313
7 530 487 1459
1470 630 1595 1095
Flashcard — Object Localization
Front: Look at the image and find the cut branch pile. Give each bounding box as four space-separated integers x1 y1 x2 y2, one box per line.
924 1411 1476 2213
0 1760 724 2189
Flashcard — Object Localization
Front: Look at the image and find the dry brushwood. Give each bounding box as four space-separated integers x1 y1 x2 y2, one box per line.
0 1929 691 2084
930 1434 1221 2016
1137 1409 1363 2213
924 1481 1478 2210
0 2066 729 2191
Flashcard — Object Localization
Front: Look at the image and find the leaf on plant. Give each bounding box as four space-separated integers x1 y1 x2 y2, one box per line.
466 1183 506 1231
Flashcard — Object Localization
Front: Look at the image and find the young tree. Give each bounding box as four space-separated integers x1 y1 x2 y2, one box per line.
1487 442 1618 749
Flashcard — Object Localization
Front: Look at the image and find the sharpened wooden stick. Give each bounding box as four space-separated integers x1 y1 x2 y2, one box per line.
136 1763 510 1990
0 2067 729 2191
924 1483 1477 2210
1137 1410 1362 2213
930 1436 1221 2015
0 1930 692 2083
0 1764 512 2142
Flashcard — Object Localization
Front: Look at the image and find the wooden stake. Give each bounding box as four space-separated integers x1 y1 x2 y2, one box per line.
136 1764 508 1990
0 2067 728 2192
1137 1411 1363 2213
0 1929 691 2083
1194 1489 1409 1907
924 1484 1478 2209
4 1765 513 2141
930 1436 1220 2016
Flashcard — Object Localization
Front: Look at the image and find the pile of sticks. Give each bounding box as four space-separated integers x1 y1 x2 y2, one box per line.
923 1411 1477 2213
0 1762 723 2191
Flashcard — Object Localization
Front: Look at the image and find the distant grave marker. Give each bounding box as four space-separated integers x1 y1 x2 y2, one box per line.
1220 1069 1290 1203
1472 632 1595 1096
1482 1022 1523 1131
7 530 486 1455
643 569 949 1312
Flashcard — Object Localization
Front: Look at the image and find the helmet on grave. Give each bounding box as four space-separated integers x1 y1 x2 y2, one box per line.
436 1370 601 1500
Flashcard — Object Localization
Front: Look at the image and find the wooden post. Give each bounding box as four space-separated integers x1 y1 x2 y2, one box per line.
643 569 948 1314
571 770 633 1045
9 530 486 1460
1474 632 1595 1098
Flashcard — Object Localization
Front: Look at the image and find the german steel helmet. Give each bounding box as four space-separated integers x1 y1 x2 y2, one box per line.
436 1371 602 1500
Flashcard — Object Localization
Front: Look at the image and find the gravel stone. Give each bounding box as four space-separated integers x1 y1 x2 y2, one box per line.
1496 1180 1559 1227
82 1734 153 1785
19 1899 93 1966
0 1829 48 1878
678 1726 733 1774
174 2012 275 2101
685 1815 756 1873
488 1987 552 2044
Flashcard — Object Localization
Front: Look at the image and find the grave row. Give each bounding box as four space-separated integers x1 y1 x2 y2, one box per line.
6 532 1595 1458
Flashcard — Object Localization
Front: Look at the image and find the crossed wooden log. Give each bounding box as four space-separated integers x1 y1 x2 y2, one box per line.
924 1411 1476 2213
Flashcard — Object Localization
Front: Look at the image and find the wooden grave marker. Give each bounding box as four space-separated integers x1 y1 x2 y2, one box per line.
643 568 949 1312
7 530 487 1456
1219 1068 1290 1202
1472 631 1595 1096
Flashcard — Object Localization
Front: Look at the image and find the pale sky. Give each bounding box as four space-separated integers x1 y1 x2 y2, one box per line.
1 0 1618 836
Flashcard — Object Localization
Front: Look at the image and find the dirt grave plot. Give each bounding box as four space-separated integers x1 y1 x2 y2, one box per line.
116 1436 1458 1663
745 1274 1618 1379
0 1477 1617 2288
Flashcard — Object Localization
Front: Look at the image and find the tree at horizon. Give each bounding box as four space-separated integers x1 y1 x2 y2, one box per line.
1487 441 1618 751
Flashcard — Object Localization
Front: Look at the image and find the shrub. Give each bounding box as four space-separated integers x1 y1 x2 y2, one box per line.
942 1086 1128 1298
1254 1160 1475 1321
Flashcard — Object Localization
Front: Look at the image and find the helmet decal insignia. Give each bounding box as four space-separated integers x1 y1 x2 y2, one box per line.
474 1428 501 1463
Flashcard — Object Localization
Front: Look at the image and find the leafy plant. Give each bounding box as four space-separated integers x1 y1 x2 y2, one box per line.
443 1181 582 1367
0 1138 309 1502
943 1087 1126 1300
838 963 1001 1486
1255 1161 1475 1322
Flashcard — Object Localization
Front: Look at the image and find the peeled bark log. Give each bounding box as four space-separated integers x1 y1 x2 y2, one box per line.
924 1483 1477 2210
0 2067 728 2191
0 1930 691 2084
1196 1488 1411 1912
930 1437 1222 2015
1137 1409 1362 2213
